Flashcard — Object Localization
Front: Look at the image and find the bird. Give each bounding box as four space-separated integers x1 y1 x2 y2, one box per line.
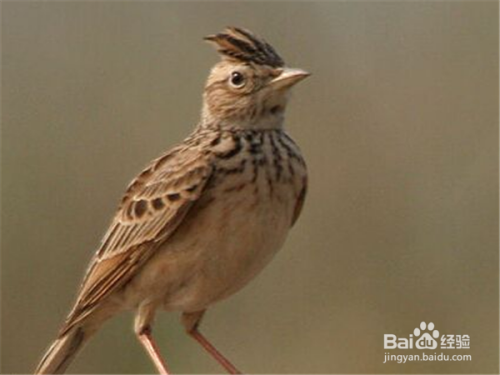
34 26 309 375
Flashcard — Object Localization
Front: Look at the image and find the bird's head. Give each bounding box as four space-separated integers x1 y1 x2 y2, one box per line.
201 27 310 130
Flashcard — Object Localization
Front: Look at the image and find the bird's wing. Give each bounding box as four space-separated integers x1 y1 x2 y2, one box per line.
60 141 214 335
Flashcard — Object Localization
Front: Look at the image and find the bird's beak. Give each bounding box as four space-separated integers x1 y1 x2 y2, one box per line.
269 68 311 90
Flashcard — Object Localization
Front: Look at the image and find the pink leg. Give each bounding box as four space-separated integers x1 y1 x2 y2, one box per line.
136 326 170 375
182 311 241 374
189 328 241 374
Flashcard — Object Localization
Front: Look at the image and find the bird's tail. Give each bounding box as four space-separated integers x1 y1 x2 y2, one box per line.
34 326 89 374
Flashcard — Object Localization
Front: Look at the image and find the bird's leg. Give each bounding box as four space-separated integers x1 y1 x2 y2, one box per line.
182 311 241 374
135 304 169 375
189 329 242 375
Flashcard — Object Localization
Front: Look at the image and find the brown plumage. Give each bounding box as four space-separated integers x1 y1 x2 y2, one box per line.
204 27 285 67
35 27 309 375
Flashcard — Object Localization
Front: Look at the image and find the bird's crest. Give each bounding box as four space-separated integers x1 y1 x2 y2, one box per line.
205 27 285 68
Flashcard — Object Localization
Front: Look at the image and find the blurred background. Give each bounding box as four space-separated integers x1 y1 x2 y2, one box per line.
2 2 498 374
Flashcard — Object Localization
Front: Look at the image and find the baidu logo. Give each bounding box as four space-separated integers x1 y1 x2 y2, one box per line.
414 321 439 349
384 321 470 350
383 321 472 364
384 321 440 350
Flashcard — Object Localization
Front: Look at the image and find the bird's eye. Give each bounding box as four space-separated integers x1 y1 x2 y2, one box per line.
229 71 246 88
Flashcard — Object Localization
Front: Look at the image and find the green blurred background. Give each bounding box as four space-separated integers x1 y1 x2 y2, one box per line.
2 1 498 374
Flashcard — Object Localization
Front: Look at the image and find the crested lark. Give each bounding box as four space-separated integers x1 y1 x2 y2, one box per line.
35 27 309 374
